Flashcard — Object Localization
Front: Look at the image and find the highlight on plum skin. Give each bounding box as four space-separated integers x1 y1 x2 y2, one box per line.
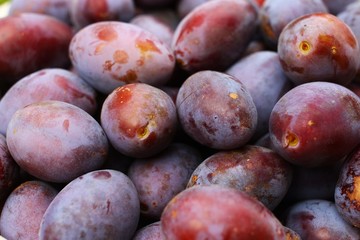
100 83 178 158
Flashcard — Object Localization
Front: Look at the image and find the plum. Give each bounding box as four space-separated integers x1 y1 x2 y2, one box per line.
322 0 358 15
161 185 286 239
226 51 293 140
172 0 258 72
269 81 360 167
100 83 178 158
187 145 293 210
277 13 360 86
284 199 360 239
39 169 140 240
132 221 165 240
334 144 360 228
0 181 58 240
6 100 109 183
69 21 175 94
0 68 97 135
258 0 328 49
176 70 257 150
127 143 202 219
9 0 71 24
67 0 135 30
0 13 72 88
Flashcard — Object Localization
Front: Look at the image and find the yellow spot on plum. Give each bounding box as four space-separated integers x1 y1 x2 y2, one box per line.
299 41 311 55
331 46 337 55
229 93 238 99
171 210 177 218
284 131 299 148
307 120 315 126
347 176 360 201
113 50 129 64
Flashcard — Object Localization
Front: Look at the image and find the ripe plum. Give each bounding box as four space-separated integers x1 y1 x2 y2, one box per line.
0 181 58 240
176 70 257 149
172 0 258 72
39 169 140 240
0 68 97 135
187 145 293 210
6 100 109 183
278 13 360 86
161 185 286 239
269 81 360 167
69 21 175 94
132 221 165 240
101 83 177 158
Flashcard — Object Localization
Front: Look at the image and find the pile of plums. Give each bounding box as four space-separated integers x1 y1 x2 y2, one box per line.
1 0 360 239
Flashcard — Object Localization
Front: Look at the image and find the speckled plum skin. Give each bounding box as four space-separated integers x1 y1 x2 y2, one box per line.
176 70 257 150
160 185 286 240
278 13 360 86
6 100 109 183
0 134 20 201
68 0 135 30
172 0 258 72
132 221 165 240
187 145 293 210
269 82 360 167
39 169 140 240
258 0 328 49
226 51 293 140
127 143 202 219
0 181 58 240
335 145 360 228
0 68 97 135
101 83 178 158
9 0 71 24
69 21 175 94
284 199 360 239
0 13 72 87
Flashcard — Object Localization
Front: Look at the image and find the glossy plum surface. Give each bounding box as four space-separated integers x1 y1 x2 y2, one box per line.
172 0 258 72
0 68 97 135
269 81 360 167
278 13 360 86
39 169 140 240
6 100 109 183
0 181 58 240
176 70 257 149
161 185 286 239
69 21 175 94
101 83 178 158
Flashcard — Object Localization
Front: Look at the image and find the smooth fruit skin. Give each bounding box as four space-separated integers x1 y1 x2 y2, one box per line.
132 221 165 240
172 0 258 72
160 185 286 240
269 81 360 167
69 21 175 94
335 145 360 228
6 100 109 183
0 181 58 240
39 169 140 240
176 70 257 150
101 83 178 158
277 13 360 86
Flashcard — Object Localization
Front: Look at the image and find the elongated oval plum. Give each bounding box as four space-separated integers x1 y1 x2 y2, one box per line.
101 83 177 158
0 68 97 135
258 0 328 49
269 81 360 167
278 13 360 86
161 185 286 239
69 21 175 94
284 199 360 239
172 0 258 72
68 0 135 30
176 70 257 150
9 0 71 24
187 145 293 210
0 13 72 88
128 143 202 219
335 144 360 228
39 169 140 240
0 181 58 240
6 100 109 183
